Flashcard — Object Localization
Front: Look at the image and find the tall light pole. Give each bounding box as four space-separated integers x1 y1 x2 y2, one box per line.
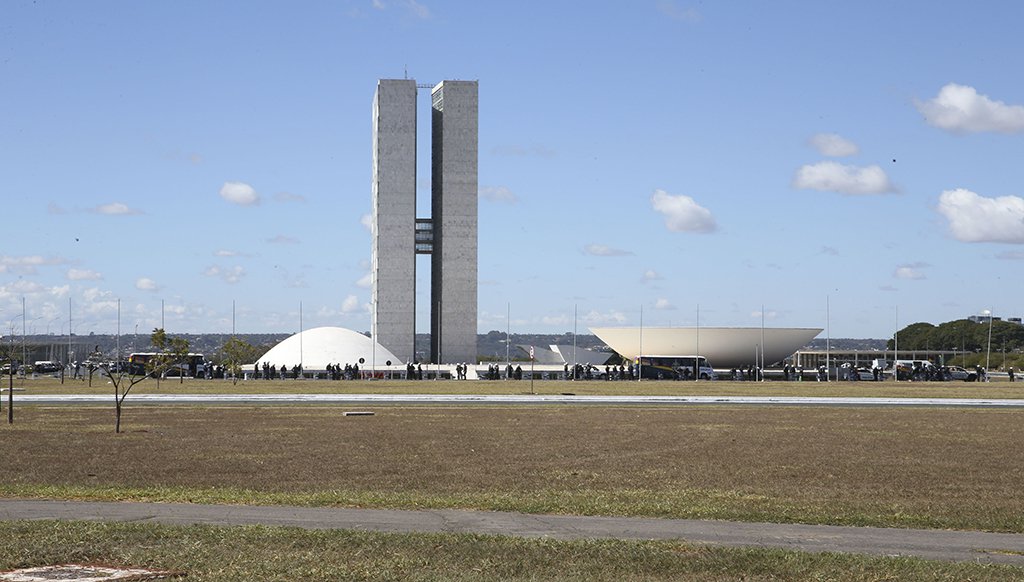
985 309 994 379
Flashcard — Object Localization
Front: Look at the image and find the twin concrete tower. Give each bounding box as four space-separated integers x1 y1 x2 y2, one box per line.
371 79 478 364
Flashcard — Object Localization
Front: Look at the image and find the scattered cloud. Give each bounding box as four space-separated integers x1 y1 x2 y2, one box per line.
341 294 361 313
219 181 261 206
135 277 159 291
793 161 897 195
750 309 778 320
67 268 101 281
541 314 570 327
583 244 633 257
879 284 898 292
654 298 675 310
360 214 373 232
996 250 1024 260
480 185 519 204
641 269 662 283
214 249 252 258
916 83 1024 134
937 188 1024 244
650 189 717 233
656 0 701 22
356 272 373 288
580 309 628 325
91 202 143 215
820 246 840 256
808 133 859 157
203 265 246 284
267 235 299 245
372 0 430 18
894 262 930 280
0 255 68 275
47 202 68 215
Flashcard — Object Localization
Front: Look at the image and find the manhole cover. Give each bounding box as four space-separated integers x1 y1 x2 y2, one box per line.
0 565 181 581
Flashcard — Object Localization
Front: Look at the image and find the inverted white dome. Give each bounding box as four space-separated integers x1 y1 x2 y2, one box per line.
251 326 401 370
590 326 821 369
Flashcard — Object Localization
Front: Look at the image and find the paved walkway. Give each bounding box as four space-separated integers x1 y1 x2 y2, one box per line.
3 499 1024 566
17 393 1024 407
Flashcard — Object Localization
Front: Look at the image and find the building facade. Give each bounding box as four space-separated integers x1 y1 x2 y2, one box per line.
371 79 418 362
371 79 478 364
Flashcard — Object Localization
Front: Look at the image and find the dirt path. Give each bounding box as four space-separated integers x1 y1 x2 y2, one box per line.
4 499 1024 565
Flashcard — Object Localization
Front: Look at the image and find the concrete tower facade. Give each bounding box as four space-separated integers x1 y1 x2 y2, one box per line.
371 78 478 364
429 81 478 364
371 79 417 362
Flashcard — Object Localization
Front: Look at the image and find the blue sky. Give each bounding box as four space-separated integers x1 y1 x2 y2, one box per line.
3 0 1023 340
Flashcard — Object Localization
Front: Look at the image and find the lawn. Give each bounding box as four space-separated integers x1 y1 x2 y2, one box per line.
2 521 1023 581
3 404 1023 533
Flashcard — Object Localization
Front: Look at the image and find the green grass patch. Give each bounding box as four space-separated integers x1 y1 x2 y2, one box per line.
2 520 1022 581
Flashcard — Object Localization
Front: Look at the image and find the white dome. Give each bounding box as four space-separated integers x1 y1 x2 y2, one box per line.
251 326 401 370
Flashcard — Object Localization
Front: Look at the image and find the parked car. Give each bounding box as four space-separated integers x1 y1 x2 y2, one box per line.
945 366 978 382
33 361 61 374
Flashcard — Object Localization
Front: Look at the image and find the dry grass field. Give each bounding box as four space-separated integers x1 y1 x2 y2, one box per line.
4 404 1023 532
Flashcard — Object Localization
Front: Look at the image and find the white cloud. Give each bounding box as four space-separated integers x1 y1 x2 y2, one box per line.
356 272 373 288
541 314 570 326
267 235 299 245
480 186 519 204
360 214 373 232
641 269 662 283
67 268 102 281
0 255 67 275
341 294 361 313
580 309 628 325
219 181 261 206
894 262 930 280
750 309 778 319
92 202 142 215
406 0 430 18
135 277 159 291
654 298 675 310
203 265 246 284
373 0 429 17
583 244 633 257
650 189 717 233
214 249 252 258
937 188 1024 243
808 133 859 157
793 161 896 195
656 0 700 22
916 83 1024 134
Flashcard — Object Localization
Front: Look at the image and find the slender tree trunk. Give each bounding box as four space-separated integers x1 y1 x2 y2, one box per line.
7 366 13 424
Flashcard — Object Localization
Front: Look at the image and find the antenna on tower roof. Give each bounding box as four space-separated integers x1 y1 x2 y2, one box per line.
404 65 407 79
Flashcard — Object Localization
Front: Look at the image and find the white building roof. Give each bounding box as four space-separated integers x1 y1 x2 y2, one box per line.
589 326 822 368
251 326 400 370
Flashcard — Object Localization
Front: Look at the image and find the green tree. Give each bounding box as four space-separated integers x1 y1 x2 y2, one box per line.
220 337 262 385
150 328 191 385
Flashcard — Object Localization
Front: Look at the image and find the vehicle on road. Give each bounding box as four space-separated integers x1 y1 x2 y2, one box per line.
636 355 717 380
945 366 978 382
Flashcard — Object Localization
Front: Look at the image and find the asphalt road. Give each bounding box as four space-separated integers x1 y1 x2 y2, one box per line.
3 499 1024 566
15 393 1024 407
